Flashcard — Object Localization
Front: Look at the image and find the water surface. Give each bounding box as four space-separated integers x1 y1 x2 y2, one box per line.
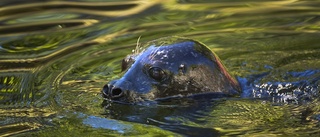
0 0 319 136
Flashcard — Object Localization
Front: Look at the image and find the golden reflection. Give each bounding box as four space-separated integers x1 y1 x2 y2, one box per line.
165 0 302 12
0 106 56 116
0 0 164 72
0 122 42 137
0 107 55 136
0 19 99 36
0 0 161 18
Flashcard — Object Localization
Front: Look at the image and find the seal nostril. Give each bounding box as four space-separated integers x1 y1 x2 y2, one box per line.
111 88 123 98
101 84 110 98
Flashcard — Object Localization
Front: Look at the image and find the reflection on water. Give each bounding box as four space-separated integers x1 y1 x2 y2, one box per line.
0 0 319 136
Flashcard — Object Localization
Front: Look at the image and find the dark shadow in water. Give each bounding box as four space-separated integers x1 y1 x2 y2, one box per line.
101 93 226 137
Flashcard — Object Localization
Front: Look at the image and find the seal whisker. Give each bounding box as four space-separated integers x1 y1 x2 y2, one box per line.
149 46 159 61
135 35 142 55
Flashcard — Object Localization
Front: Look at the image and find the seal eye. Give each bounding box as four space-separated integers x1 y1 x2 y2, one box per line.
148 67 166 81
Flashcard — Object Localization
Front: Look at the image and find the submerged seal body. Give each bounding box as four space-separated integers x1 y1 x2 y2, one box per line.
102 37 241 103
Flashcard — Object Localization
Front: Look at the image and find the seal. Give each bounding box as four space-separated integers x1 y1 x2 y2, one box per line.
102 36 241 103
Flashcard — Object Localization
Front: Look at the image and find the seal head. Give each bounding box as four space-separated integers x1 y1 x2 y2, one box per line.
102 37 241 103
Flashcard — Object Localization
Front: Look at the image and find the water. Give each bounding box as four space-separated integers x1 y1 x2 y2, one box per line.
0 0 319 136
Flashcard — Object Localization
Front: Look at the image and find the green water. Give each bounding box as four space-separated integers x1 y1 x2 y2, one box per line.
0 0 320 136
